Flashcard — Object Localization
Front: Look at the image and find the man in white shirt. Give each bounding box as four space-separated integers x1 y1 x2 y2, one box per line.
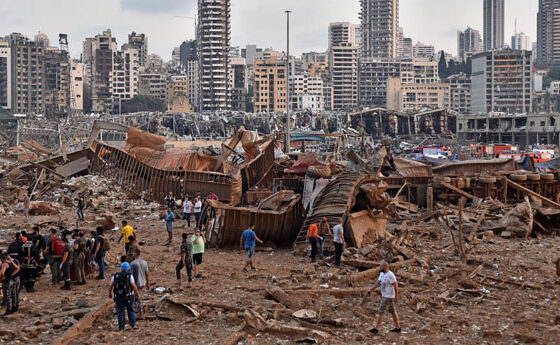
182 198 193 228
368 261 401 334
193 197 203 228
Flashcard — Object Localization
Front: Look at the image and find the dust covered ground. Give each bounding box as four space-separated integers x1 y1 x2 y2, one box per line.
1 203 560 345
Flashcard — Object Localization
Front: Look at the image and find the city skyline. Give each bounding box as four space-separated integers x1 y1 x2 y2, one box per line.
0 0 538 60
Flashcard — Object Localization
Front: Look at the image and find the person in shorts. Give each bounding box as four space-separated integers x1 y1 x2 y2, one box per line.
240 224 263 272
368 261 401 334
191 228 206 278
165 208 175 245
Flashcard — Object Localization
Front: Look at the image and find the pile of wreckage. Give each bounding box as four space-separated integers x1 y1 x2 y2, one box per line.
1 120 560 252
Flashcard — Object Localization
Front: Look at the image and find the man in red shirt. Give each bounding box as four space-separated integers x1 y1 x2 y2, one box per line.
307 223 321 263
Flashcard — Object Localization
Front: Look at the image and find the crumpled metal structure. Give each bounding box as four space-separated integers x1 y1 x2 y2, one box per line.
433 158 517 177
295 171 382 245
91 143 243 205
204 191 305 247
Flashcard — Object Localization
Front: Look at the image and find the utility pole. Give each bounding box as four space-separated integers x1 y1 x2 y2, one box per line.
285 10 291 154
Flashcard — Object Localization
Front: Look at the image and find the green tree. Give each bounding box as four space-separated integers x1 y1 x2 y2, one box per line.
543 67 560 88
438 51 448 79
119 95 165 114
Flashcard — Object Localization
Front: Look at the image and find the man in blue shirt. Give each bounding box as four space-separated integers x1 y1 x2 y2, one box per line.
165 208 175 246
240 224 263 272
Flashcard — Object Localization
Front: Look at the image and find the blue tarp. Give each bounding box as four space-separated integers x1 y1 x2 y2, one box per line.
290 132 327 143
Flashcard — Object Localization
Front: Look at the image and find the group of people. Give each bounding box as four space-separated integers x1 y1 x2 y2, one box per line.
163 192 206 245
307 218 346 266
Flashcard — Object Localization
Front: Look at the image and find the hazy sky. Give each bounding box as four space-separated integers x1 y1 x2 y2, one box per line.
0 0 538 60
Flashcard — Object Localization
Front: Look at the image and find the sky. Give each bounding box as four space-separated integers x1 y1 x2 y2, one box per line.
0 0 538 61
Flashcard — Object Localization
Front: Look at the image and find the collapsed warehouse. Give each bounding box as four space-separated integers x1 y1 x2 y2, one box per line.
1 119 560 344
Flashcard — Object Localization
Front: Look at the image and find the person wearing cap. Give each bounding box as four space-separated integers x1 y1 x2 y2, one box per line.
109 262 141 331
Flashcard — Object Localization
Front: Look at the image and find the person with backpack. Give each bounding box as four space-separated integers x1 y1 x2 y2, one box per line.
165 207 175 245
77 193 86 222
19 239 38 292
45 229 64 285
59 237 73 290
7 232 24 264
0 250 20 316
164 192 176 211
93 226 110 280
109 262 141 331
31 227 47 273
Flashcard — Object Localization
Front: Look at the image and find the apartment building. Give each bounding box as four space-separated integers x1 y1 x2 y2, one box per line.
229 56 248 111
537 0 560 66
360 0 399 59
387 78 450 112
330 43 359 110
471 49 532 114
8 33 46 114
253 58 287 112
185 57 199 111
138 73 167 101
412 42 435 60
443 73 471 114
125 32 148 68
289 74 324 111
198 0 231 111
43 47 71 115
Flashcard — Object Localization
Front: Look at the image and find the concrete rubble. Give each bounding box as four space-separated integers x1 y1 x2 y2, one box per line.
0 117 559 344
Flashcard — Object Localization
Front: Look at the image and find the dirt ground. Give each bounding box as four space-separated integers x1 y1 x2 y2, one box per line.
1 204 560 345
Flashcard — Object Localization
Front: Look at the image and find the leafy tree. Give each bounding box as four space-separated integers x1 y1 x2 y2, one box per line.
543 67 560 88
438 51 448 79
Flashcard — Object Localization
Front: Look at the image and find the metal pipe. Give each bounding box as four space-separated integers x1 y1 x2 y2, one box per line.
285 10 291 154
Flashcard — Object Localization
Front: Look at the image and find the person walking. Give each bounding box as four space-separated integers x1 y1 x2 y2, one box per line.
130 251 149 319
191 228 206 278
193 197 203 228
333 220 345 267
125 236 141 263
318 217 332 260
19 239 38 292
182 197 193 228
109 262 141 331
369 261 401 334
175 233 193 286
118 221 135 254
45 229 64 285
165 207 175 245
77 193 85 222
306 223 321 263
93 227 108 280
0 250 20 316
240 224 263 272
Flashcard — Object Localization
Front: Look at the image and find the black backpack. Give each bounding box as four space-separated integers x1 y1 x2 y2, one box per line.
113 272 132 298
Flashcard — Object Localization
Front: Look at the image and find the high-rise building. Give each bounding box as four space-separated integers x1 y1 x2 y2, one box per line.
330 43 359 110
511 32 531 50
471 49 532 114
289 74 324 111
457 27 482 61
360 0 399 58
537 0 560 66
167 75 192 113
483 0 505 51
125 32 148 68
198 0 231 112
328 22 359 49
387 78 450 112
8 33 46 114
171 47 181 67
253 58 287 112
43 47 71 115
0 40 11 111
185 57 199 111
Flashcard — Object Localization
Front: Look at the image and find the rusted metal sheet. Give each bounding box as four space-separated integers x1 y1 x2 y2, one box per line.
91 142 242 205
433 158 517 177
393 158 433 178
295 172 380 244
204 192 305 246
240 140 275 191
347 210 387 248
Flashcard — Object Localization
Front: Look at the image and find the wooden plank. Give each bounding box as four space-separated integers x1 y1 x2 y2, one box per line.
440 181 481 202
506 178 560 208
51 300 113 345
55 157 90 178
